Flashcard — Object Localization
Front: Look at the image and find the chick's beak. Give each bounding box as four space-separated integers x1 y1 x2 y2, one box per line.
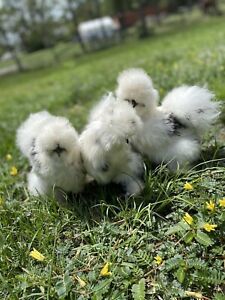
125 99 138 108
53 144 66 157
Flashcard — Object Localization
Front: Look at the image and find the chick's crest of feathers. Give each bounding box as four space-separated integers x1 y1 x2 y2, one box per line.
116 68 159 118
86 92 142 149
88 92 116 123
16 111 53 161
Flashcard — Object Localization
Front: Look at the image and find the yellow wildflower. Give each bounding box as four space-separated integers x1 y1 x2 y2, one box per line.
184 182 193 191
203 223 217 232
185 291 203 299
206 200 215 212
100 262 112 276
154 255 163 265
75 275 86 287
29 248 45 261
10 166 18 176
219 198 225 207
6 154 12 161
183 213 193 225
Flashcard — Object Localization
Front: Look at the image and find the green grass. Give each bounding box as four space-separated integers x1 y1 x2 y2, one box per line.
1 16 225 299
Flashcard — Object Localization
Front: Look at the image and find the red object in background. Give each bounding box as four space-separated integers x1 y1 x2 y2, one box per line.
116 5 168 29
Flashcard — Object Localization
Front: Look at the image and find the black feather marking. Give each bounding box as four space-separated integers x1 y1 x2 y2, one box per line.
165 113 186 136
31 138 37 156
101 163 109 172
197 108 205 114
31 150 37 156
131 99 138 108
30 138 42 172
80 152 84 164
124 99 138 108
125 98 146 108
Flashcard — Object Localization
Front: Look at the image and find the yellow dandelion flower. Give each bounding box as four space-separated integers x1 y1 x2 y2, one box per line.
154 255 163 265
183 213 193 225
219 198 225 207
184 182 193 191
206 200 215 212
29 248 45 261
10 166 18 176
6 154 12 161
100 262 112 276
75 275 86 287
203 223 217 232
185 290 203 299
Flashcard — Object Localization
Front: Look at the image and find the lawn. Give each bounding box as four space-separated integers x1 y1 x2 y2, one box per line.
0 16 225 299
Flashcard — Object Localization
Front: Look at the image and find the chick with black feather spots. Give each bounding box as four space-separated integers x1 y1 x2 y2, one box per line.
79 92 145 196
116 68 220 171
16 111 85 198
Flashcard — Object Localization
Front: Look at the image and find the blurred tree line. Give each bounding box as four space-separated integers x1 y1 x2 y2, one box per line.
0 0 220 70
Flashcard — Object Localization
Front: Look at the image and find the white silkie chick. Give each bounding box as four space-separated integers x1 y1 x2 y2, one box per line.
79 93 145 196
16 112 85 197
116 68 220 171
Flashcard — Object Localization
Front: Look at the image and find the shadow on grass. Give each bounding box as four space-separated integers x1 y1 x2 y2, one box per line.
55 163 178 225
55 141 225 225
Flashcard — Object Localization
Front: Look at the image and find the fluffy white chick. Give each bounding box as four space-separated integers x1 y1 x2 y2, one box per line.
116 68 220 171
79 93 144 196
17 112 85 197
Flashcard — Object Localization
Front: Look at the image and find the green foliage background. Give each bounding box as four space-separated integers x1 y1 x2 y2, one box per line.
0 16 225 299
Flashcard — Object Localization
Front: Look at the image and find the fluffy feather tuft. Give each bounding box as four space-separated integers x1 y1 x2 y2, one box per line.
16 111 53 161
116 68 159 118
161 85 220 136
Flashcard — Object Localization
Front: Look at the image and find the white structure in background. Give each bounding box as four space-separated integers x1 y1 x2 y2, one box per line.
78 16 120 50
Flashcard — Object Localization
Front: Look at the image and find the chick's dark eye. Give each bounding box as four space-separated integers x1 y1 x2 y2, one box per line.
131 99 138 108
